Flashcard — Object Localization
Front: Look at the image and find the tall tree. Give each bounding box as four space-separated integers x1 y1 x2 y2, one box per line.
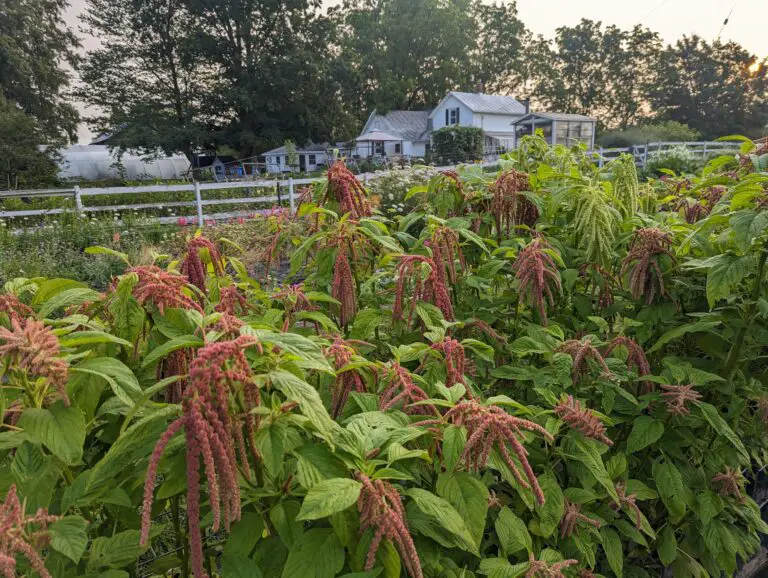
649 36 768 138
0 96 58 188
191 0 352 155
79 0 212 161
333 0 476 118
0 0 80 142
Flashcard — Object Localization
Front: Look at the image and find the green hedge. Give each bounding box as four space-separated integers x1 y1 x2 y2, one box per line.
432 126 484 163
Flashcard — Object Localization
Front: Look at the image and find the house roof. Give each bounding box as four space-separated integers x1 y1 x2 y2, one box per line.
362 110 432 142
262 142 334 155
514 112 597 124
433 92 528 116
356 130 403 142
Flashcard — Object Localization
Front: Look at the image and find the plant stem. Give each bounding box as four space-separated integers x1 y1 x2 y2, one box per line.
724 249 768 380
171 496 189 578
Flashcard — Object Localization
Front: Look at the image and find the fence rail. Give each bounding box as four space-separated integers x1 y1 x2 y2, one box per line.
0 141 746 224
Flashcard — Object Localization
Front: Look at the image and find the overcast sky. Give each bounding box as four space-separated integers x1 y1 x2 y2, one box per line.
64 0 767 143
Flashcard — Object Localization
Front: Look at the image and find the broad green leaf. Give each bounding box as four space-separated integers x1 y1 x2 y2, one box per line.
49 516 88 563
495 507 532 554
32 278 88 307
38 288 101 318
141 335 203 368
222 554 264 578
534 472 564 538
600 527 623 578
648 321 721 353
652 459 686 521
697 402 749 462
406 488 479 555
87 530 147 571
11 442 59 510
436 472 489 549
270 370 335 443
626 416 665 454
706 254 754 307
729 210 768 252
281 528 344 578
18 401 86 465
255 422 289 478
84 246 131 264
71 357 142 407
58 330 132 348
386 442 430 465
297 478 362 521
695 490 724 525
657 526 677 566
569 437 619 502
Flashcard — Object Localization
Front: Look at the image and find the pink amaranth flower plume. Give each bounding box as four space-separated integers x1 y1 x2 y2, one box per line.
379 362 436 416
660 383 701 416
181 236 225 293
392 255 453 326
620 228 675 305
525 552 579 578
428 226 465 285
491 169 539 240
141 336 262 578
511 238 561 326
129 266 203 314
0 485 60 578
560 498 601 538
557 336 611 384
326 336 368 418
325 161 372 219
0 318 69 405
0 294 34 325
417 400 553 505
613 481 642 529
554 395 613 446
712 467 745 500
356 473 422 578
604 336 652 393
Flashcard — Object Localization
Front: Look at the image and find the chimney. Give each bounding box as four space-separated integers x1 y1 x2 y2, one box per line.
475 81 484 94
522 98 531 114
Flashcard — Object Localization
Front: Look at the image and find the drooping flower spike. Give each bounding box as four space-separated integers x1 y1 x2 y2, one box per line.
511 238 562 326
392 255 454 326
379 362 436 416
418 400 553 505
660 383 701 416
428 226 465 285
604 336 652 393
0 318 69 406
557 336 611 384
215 286 252 317
356 473 422 578
491 169 539 239
0 485 60 578
620 228 676 305
613 481 643 529
325 161 372 219
560 498 601 538
271 284 317 332
129 266 203 314
326 336 368 418
141 336 262 578
554 395 613 446
181 235 225 292
0 294 34 325
712 467 745 500
428 337 468 391
525 552 579 578
578 262 617 310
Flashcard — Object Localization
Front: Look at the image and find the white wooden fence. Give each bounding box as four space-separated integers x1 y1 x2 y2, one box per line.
0 141 746 225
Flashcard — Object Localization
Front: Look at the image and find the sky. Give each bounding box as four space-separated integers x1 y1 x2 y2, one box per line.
64 0 768 144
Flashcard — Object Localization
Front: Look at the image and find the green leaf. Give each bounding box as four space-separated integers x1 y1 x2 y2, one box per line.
32 278 88 307
58 330 132 348
297 478 362 521
71 357 142 406
141 335 203 368
269 371 335 443
87 530 147 571
18 401 86 465
626 416 665 454
255 422 289 478
281 528 344 578
224 514 264 556
38 287 101 318
495 507 532 555
436 472 489 549
406 488 479 555
729 210 768 252
49 515 88 563
694 490 724 525
569 437 619 502
648 321 721 353
657 526 677 566
706 254 754 307
222 554 264 578
442 425 466 473
600 527 623 578
534 472 564 538
84 245 131 264
697 402 749 462
652 459 686 521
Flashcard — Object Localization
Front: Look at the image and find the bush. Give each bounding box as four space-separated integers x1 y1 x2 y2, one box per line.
432 125 484 164
598 121 701 148
644 144 702 176
366 165 439 215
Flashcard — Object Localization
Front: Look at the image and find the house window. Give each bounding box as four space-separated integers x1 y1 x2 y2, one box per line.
374 142 384 155
449 107 460 125
308 154 316 164
394 143 401 154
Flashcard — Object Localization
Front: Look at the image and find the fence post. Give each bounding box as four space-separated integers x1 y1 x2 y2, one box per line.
288 177 295 213
643 143 649 169
194 181 204 227
598 148 604 168
73 185 83 216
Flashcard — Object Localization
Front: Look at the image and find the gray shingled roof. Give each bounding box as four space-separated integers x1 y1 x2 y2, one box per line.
449 92 527 115
364 110 431 142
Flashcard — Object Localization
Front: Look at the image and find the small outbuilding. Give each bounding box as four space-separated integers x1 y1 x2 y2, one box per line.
513 112 597 149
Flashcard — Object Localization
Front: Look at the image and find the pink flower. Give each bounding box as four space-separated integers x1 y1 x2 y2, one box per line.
177 217 188 226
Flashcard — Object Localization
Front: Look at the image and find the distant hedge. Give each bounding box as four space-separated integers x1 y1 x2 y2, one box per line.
432 126 484 163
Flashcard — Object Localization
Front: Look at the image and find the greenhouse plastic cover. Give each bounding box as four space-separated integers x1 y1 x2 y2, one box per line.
56 145 192 181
